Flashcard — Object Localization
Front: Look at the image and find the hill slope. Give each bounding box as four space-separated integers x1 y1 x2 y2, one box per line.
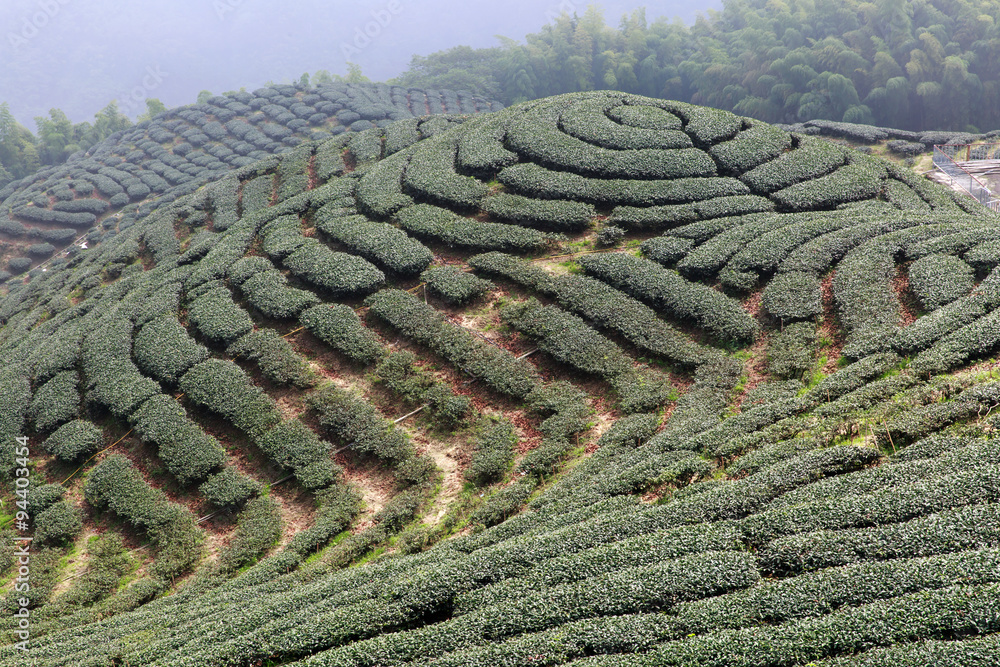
2 91 1000 666
0 82 500 281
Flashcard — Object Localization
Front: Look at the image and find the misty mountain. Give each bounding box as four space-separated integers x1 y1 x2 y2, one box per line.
2 0 718 127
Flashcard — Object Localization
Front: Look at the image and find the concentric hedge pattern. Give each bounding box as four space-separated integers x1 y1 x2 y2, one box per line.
1 91 999 666
0 82 500 278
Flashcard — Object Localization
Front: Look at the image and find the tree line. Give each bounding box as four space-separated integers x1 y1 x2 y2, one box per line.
0 100 149 189
391 0 1000 133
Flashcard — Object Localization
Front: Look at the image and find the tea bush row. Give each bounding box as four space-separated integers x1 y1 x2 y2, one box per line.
470 252 710 368
579 252 759 344
395 204 553 253
365 289 540 398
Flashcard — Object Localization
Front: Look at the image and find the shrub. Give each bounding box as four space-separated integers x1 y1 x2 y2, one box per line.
481 194 595 232
308 384 414 464
908 253 975 311
758 503 1000 575
14 207 96 227
497 162 750 207
895 435 975 462
355 151 414 217
259 216 309 260
41 419 102 462
469 478 539 528
772 154 888 211
910 306 1000 376
241 174 274 214
502 299 633 379
579 252 759 344
719 210 858 281
373 351 434 403
672 213 791 279
465 421 517 485
561 98 690 150
283 238 385 298
596 225 625 247
761 271 823 320
473 252 713 369
348 128 383 164
886 139 926 157
315 210 433 277
132 315 210 384
402 135 490 210
395 204 553 253
8 257 31 274
805 118 891 142
965 239 1000 270
83 455 202 580
739 135 847 193
675 102 744 144
227 256 275 286
0 219 26 236
35 500 83 545
227 329 315 387
38 227 78 244
57 532 135 608
385 118 422 155
186 286 254 345
299 304 386 365
618 581 1000 667
26 242 56 257
127 394 226 485
82 316 160 419
881 400 980 448
803 352 900 405
424 384 471 428
421 266 493 305
239 270 321 320
219 496 283 572
179 359 282 441
365 289 540 399
256 419 338 489
28 483 65 514
199 467 261 509
372 352 469 427
833 243 900 357
709 120 791 174
29 370 79 432
607 101 683 130
507 109 716 180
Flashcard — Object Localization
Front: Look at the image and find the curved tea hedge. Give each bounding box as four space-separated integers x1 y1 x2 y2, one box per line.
1 91 999 667
0 82 500 277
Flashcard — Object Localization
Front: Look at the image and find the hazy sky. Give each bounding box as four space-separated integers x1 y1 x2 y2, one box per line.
2 0 722 128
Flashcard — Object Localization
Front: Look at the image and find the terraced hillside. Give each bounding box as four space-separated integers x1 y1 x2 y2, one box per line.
0 82 500 281
3 90 1000 666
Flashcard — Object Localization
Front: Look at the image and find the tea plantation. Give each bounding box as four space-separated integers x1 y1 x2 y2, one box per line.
0 82 500 281
2 90 1000 666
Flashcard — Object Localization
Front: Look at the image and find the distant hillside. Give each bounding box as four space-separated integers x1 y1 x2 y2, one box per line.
2 91 1000 665
394 0 1000 132
0 82 500 283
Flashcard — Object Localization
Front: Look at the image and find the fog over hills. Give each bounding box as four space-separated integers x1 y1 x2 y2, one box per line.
2 0 718 126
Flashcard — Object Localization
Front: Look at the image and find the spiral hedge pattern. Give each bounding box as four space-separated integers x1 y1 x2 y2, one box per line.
1 90 1000 665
